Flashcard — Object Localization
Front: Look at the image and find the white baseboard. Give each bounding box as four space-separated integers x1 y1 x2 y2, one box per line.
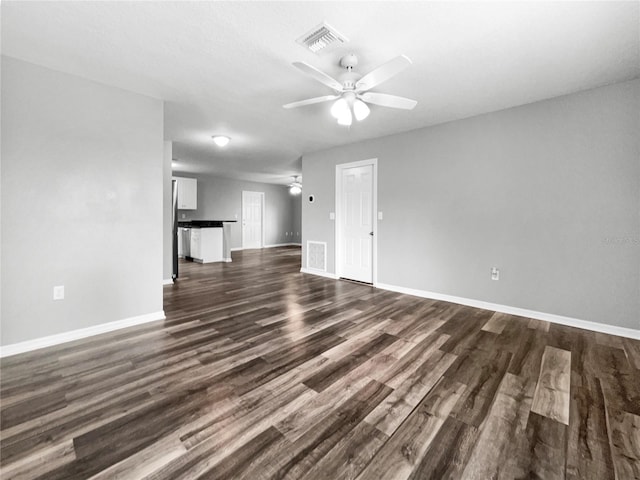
0 310 166 358
162 278 174 285
375 282 640 340
300 268 339 280
233 243 301 251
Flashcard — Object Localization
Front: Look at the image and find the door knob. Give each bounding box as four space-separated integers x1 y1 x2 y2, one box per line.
369 232 374 236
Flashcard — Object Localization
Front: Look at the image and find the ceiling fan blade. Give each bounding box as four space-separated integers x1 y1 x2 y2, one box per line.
283 95 340 109
360 92 417 110
292 62 343 92
355 55 412 92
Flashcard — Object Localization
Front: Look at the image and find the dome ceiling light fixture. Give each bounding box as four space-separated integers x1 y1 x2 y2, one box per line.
283 53 417 127
212 135 230 147
289 175 302 195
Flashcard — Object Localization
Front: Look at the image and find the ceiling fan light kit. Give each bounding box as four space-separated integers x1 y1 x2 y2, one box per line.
353 99 370 121
284 53 417 126
330 97 347 118
337 109 353 126
289 176 302 195
212 135 230 147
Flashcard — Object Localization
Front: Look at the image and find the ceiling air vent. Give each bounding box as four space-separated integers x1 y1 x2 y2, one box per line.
296 22 348 54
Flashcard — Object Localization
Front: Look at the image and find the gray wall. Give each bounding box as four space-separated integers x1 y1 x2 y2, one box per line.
302 79 639 329
177 174 300 249
1 56 164 345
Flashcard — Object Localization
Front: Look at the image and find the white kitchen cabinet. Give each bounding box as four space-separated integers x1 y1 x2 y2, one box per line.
189 227 223 263
173 177 197 210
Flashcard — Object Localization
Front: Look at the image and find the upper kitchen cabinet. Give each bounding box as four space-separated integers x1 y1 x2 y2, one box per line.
173 176 197 210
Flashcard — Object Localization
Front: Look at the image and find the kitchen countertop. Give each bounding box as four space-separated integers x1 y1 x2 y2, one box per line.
178 220 236 228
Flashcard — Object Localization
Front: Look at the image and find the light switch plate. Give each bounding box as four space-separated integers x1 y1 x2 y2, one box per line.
53 285 65 300
329 212 335 220
378 211 383 220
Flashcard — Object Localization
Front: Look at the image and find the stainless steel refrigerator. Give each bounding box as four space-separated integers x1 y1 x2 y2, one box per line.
172 179 179 280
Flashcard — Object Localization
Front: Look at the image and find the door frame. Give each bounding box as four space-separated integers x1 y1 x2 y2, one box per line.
335 158 378 284
241 190 265 249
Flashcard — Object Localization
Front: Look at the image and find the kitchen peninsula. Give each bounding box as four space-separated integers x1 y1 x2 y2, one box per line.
178 220 236 263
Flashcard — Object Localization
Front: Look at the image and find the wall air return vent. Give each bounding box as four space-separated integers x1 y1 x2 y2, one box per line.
296 22 348 54
307 241 327 272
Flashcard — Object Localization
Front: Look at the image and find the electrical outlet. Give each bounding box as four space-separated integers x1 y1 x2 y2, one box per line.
491 267 500 281
53 285 65 300
181 213 186 219
378 211 383 220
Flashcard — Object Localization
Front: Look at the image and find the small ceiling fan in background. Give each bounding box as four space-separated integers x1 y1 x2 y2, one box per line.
289 176 302 195
283 54 417 126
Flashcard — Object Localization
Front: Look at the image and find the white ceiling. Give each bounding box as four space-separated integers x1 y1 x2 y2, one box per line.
2 1 638 184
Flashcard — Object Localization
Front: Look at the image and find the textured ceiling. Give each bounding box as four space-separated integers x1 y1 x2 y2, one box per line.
2 1 639 184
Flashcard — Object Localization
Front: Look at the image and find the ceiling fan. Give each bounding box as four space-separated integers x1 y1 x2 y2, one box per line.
289 176 302 195
283 54 417 126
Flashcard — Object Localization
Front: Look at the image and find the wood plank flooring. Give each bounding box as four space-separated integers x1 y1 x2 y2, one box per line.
1 246 639 479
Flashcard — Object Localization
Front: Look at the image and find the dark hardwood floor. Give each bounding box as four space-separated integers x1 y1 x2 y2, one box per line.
1 246 639 479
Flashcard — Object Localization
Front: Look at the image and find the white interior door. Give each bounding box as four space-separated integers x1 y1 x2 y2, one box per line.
242 191 264 249
339 163 374 283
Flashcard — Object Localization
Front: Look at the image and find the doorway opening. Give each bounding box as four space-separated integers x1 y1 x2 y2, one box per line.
242 191 265 249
